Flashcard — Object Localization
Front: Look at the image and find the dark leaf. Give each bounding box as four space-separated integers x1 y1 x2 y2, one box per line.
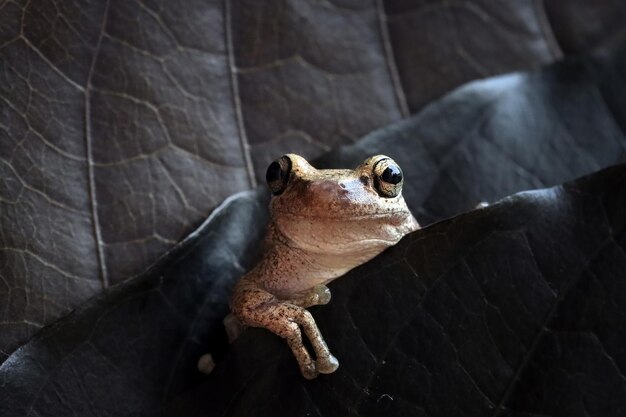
382 0 559 110
0 0 591 356
544 0 626 54
0 188 270 416
168 164 626 417
1 41 626 415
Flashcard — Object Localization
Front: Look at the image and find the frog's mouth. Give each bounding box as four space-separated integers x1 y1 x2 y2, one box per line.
272 209 416 221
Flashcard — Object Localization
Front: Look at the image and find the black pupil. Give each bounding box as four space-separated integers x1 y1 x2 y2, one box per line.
266 161 284 184
381 165 402 184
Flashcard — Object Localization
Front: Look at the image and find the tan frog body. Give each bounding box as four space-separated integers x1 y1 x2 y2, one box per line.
229 154 419 379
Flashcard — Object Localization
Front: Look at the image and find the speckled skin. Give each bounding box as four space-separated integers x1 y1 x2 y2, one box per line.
230 154 419 379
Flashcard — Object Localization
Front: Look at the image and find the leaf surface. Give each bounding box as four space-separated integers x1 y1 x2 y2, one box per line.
168 164 626 417
0 0 588 356
1 42 626 415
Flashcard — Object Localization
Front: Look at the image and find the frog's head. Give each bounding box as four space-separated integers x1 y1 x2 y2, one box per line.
264 154 419 257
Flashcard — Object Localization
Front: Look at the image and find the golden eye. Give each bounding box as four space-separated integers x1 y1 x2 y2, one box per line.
265 155 292 195
372 157 403 198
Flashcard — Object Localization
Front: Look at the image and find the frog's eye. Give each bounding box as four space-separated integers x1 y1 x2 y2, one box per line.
372 157 403 198
266 155 292 195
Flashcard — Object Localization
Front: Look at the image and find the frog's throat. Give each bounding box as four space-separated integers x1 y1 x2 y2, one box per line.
248 224 397 297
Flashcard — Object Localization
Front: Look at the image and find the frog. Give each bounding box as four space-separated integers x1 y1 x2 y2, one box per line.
228 154 419 379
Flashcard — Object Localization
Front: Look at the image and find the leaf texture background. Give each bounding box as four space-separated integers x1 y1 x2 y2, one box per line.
1 38 626 415
1 1 626 415
5 0 620 357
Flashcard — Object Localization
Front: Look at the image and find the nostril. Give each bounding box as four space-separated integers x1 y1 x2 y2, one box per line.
339 183 346 189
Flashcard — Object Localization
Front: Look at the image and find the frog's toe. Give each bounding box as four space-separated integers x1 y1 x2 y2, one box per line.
316 354 339 374
197 353 215 374
315 285 331 305
301 363 320 380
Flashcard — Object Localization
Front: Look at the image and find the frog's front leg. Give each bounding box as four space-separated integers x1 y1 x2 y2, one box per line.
224 284 330 344
233 282 339 379
267 303 339 378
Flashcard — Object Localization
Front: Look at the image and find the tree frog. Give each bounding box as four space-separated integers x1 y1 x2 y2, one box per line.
229 154 419 379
